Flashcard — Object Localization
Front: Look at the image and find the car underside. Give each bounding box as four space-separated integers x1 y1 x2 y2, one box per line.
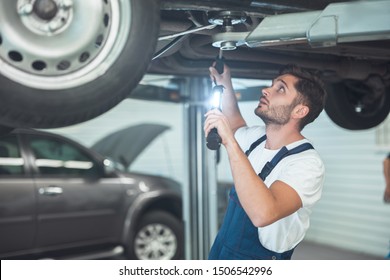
0 0 389 130
151 0 390 130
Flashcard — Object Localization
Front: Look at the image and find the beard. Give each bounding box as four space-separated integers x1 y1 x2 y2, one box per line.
255 102 297 126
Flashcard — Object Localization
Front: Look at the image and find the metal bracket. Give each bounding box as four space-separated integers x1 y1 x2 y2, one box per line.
212 0 390 49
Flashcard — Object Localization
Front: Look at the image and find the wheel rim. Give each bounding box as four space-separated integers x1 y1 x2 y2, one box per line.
0 0 130 90
134 223 178 260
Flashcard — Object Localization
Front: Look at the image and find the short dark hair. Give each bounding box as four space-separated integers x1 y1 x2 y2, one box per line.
279 64 327 130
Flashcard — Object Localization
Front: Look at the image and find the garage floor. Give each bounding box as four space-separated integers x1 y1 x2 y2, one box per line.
292 240 385 260
93 240 386 260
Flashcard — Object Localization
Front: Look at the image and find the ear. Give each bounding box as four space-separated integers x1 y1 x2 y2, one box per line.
292 104 309 120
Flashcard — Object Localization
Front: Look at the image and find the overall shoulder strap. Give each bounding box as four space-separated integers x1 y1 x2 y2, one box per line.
259 142 314 181
245 134 267 156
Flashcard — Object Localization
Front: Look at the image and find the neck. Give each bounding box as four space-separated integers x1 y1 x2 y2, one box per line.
264 123 304 150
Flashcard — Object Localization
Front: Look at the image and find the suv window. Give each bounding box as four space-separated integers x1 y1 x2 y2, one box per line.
27 135 100 177
0 135 24 176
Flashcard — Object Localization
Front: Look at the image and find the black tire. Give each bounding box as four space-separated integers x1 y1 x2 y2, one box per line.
324 77 390 130
0 0 160 128
126 211 184 260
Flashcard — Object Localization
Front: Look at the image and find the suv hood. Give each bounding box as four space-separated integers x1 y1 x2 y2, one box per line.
91 123 170 169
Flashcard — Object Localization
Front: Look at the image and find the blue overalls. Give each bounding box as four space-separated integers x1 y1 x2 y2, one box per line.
208 135 314 260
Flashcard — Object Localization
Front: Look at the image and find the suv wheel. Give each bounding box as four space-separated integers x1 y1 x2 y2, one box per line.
0 0 160 128
127 211 184 260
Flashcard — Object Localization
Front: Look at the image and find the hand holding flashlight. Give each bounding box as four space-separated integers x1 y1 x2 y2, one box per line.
206 53 224 150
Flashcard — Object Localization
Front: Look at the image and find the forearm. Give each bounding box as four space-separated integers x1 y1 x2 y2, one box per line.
221 83 246 132
224 139 277 226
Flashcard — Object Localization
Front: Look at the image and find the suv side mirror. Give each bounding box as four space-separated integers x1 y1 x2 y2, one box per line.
102 158 125 176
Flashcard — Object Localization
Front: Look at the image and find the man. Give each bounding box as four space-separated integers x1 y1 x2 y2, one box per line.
204 63 327 260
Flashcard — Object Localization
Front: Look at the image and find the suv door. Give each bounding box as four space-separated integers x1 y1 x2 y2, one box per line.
0 134 36 256
23 132 125 250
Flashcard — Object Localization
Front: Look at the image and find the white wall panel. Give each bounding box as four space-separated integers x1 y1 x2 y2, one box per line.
300 112 390 258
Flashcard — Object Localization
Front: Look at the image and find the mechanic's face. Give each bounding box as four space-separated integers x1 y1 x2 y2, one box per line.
255 74 300 126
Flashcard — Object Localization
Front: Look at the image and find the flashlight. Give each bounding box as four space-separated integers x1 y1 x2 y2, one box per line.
206 86 223 150
206 53 224 150
210 85 224 109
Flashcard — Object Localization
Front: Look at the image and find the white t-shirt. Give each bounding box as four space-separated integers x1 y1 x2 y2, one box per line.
235 126 325 253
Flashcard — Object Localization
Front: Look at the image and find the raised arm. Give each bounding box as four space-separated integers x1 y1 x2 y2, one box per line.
209 64 246 133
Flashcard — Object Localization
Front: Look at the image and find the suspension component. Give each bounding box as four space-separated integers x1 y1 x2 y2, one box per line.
208 11 248 51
